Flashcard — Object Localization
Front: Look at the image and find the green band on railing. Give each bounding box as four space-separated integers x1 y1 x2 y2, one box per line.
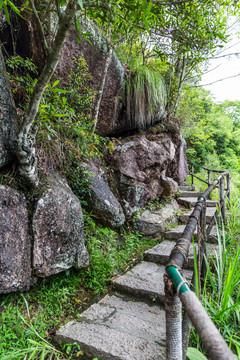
191 161 204 168
167 266 190 294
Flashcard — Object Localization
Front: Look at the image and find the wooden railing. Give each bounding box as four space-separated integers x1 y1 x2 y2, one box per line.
164 165 234 360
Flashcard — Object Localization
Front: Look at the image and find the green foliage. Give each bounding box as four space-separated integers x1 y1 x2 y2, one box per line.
179 86 240 171
189 199 240 357
67 56 95 121
186 347 208 360
0 295 63 359
6 55 106 200
79 211 157 293
61 342 82 359
6 56 37 109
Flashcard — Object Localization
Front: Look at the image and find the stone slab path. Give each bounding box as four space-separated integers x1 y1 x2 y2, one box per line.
56 183 219 360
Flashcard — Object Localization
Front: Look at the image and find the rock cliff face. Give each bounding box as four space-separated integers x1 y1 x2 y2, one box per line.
0 16 189 294
55 20 127 137
110 131 188 216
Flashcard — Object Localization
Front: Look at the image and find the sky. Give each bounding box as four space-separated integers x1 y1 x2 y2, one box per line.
200 20 240 103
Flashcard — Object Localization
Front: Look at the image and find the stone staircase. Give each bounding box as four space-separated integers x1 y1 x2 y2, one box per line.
55 182 219 360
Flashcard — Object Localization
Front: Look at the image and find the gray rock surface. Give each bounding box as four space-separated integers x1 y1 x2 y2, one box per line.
135 201 179 238
0 49 17 168
111 134 176 216
0 185 31 293
161 176 179 197
113 261 192 304
33 175 89 277
81 162 125 228
167 134 189 184
56 293 166 360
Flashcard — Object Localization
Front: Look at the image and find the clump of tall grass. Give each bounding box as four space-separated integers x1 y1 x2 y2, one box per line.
126 64 167 129
189 201 240 358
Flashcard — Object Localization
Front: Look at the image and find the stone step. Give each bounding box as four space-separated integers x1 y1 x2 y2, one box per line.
179 207 218 224
144 240 219 270
178 191 204 198
178 197 218 209
112 261 192 305
180 181 190 186
163 225 218 243
179 185 194 191
56 293 166 360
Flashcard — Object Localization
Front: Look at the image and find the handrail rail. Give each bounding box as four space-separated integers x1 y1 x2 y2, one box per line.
164 167 233 359
190 161 225 173
189 161 231 197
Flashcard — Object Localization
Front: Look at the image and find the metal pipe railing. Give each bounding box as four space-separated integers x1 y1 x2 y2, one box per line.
164 169 232 360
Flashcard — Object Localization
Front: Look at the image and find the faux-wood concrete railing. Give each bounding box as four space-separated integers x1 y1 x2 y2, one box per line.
164 168 234 360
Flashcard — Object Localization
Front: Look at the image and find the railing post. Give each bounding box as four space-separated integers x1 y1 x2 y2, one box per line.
219 177 226 222
200 200 207 283
207 170 210 186
165 275 183 360
227 173 230 204
191 163 194 187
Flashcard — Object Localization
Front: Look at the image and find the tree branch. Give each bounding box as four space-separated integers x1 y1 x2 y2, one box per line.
195 72 240 87
83 2 110 10
16 0 77 185
208 52 240 59
151 0 191 4
55 0 62 20
29 0 50 55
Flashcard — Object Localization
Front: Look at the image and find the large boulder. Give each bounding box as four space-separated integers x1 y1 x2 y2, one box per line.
160 176 179 197
0 185 31 294
134 200 179 238
81 162 125 228
0 49 17 168
166 133 189 184
32 175 89 277
110 133 176 216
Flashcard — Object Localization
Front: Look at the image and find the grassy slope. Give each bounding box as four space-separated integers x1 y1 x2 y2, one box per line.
0 211 158 360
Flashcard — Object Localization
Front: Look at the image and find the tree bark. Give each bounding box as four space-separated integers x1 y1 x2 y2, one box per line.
16 0 77 186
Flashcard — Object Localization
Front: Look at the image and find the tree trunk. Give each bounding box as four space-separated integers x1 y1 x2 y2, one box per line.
168 55 187 119
91 46 113 133
16 0 77 186
170 54 186 118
